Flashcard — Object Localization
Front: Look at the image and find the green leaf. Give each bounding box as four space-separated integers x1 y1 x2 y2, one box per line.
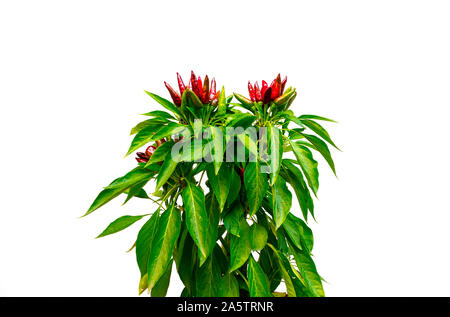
280 160 314 221
283 213 314 252
84 167 154 216
147 203 181 291
244 161 269 216
96 215 147 238
203 193 221 266
126 122 186 156
136 211 160 277
195 251 222 297
206 164 231 212
217 273 240 297
226 169 241 207
145 140 173 166
210 126 225 174
272 176 292 229
228 113 256 129
250 224 268 251
141 110 176 120
182 181 212 263
248 256 272 297
145 91 182 116
229 220 251 272
301 134 336 175
277 253 297 297
123 179 149 205
268 126 283 186
217 86 226 116
174 227 197 295
299 114 337 123
300 119 339 150
290 246 324 297
130 120 162 135
289 139 319 196
224 202 243 237
154 157 178 191
151 259 173 297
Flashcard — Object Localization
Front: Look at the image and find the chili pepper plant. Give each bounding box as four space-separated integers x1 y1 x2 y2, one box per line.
84 71 339 297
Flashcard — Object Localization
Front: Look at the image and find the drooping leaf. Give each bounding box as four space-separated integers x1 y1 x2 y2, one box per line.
84 167 154 216
210 126 225 174
154 157 178 191
229 220 251 272
151 259 173 297
283 213 314 252
130 119 162 135
96 214 147 238
203 193 221 265
268 125 283 186
290 246 324 297
248 256 272 297
174 226 197 295
272 176 292 229
182 181 212 263
217 273 240 297
147 203 181 291
289 139 319 196
250 224 268 251
224 202 243 237
301 133 336 175
226 168 241 207
206 164 231 212
195 250 222 297
244 160 269 216
300 119 339 150
280 160 314 221
136 211 160 277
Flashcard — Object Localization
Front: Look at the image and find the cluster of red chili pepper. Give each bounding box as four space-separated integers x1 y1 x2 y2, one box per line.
247 74 287 104
164 71 220 106
135 139 166 163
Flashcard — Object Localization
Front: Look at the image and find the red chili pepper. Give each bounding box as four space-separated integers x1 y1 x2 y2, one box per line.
190 71 199 97
270 74 281 100
136 158 148 164
177 72 186 96
254 82 262 102
280 76 287 94
210 77 216 100
145 145 156 157
263 87 272 104
202 75 210 103
164 82 181 106
248 82 255 102
261 80 268 99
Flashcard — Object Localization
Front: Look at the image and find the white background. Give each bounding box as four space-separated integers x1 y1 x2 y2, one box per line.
1 0 449 296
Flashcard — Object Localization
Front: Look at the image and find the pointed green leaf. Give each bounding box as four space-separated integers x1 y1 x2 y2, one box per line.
244 161 269 216
299 114 337 123
224 202 243 237
300 119 339 150
182 181 211 262
145 91 182 116
283 213 314 252
206 164 231 212
218 86 226 116
290 246 324 297
136 211 160 277
268 126 283 185
229 220 251 272
301 133 336 175
272 176 292 229
147 203 181 291
145 140 173 166
141 110 176 120
96 215 147 238
155 157 178 191
248 256 272 297
210 126 224 174
217 273 240 297
289 139 319 196
151 259 173 297
226 169 241 207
